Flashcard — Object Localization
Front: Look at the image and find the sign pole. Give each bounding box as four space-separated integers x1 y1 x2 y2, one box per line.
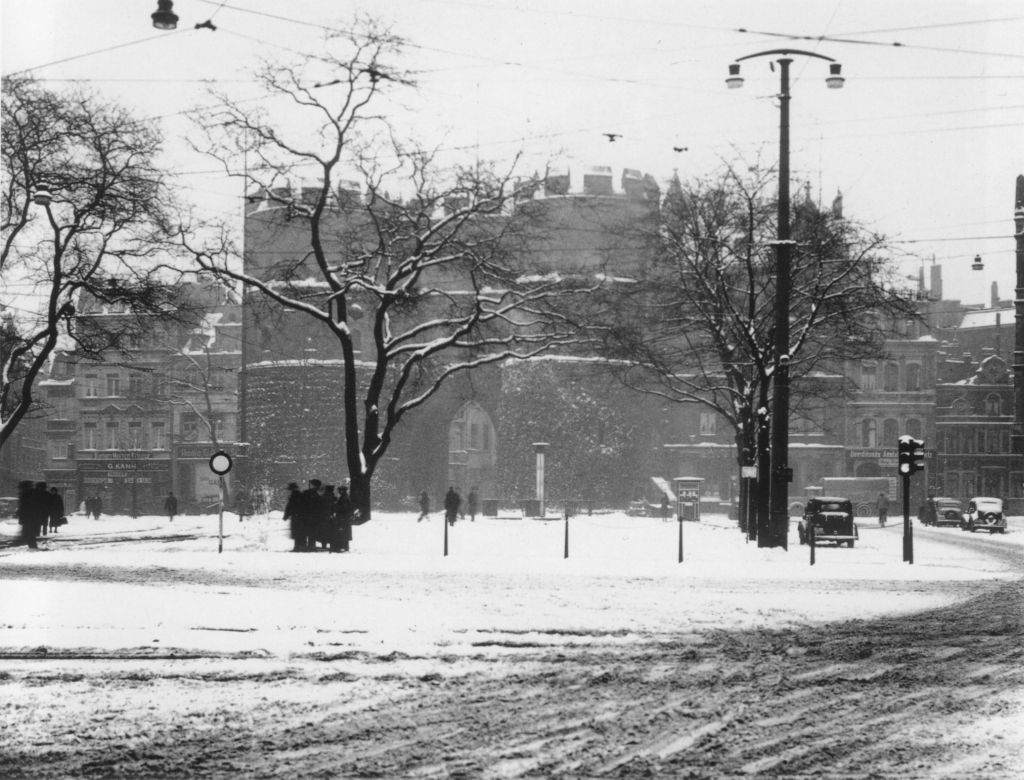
208 451 233 555
902 473 913 564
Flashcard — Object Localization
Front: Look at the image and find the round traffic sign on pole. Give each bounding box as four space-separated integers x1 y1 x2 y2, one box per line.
209 450 233 475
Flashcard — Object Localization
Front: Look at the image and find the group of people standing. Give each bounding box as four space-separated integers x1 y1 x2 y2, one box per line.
283 479 354 553
16 481 66 549
418 486 480 525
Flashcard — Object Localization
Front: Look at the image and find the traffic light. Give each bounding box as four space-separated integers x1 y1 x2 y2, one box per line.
897 435 925 476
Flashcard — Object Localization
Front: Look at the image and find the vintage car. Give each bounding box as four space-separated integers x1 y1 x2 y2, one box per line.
921 496 964 527
798 496 858 547
960 497 1007 534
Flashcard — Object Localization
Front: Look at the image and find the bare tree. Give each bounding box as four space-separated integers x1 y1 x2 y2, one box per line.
180 23 591 520
0 76 186 450
598 165 919 545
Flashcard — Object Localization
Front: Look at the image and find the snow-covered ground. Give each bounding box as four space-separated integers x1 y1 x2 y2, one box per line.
2 509 1020 657
2 509 1022 778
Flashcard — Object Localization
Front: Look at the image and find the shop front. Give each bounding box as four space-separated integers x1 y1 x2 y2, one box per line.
77 452 172 517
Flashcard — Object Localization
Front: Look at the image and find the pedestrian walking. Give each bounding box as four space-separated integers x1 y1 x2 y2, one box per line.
444 486 461 526
88 494 102 520
877 492 889 527
164 491 178 522
467 486 480 522
283 482 303 552
417 490 430 522
331 485 353 553
16 481 40 549
316 485 336 549
47 487 65 533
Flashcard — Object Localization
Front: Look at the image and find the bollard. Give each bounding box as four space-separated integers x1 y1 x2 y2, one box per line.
563 510 569 559
443 514 449 557
809 524 815 566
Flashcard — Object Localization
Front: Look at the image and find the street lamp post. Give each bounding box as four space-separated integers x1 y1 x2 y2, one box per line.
727 50 844 549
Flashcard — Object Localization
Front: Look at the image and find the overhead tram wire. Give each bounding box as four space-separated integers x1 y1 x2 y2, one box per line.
3 29 190 78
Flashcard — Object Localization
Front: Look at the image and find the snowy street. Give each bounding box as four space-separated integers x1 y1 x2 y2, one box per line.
1 510 1022 778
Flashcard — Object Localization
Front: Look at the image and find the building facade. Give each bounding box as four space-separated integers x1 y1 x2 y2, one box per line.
35 283 243 515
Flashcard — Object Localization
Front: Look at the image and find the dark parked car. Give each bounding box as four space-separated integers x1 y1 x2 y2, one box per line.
921 497 963 527
798 496 858 547
960 497 1007 534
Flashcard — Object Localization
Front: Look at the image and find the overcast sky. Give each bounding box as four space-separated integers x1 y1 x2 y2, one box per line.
4 0 1023 305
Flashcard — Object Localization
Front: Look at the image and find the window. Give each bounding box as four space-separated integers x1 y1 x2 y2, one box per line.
699 412 717 436
883 362 899 392
51 396 71 419
128 374 144 399
860 364 877 391
84 374 99 398
105 422 119 450
882 419 899 446
151 422 167 450
82 423 97 450
51 441 69 460
985 394 1001 416
906 418 923 438
860 418 877 448
182 416 200 442
127 422 143 450
905 363 921 391
106 373 121 397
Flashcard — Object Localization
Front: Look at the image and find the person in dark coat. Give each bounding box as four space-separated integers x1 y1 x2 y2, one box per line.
89 494 102 520
316 485 336 549
467 487 480 522
299 479 324 551
16 481 40 549
164 492 178 522
282 482 303 551
444 486 461 526
47 487 65 533
331 485 353 553
32 482 50 537
417 490 430 522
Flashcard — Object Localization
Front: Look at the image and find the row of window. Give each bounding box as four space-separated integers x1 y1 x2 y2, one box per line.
858 418 924 448
73 416 228 452
859 362 924 392
937 428 1012 455
76 369 232 401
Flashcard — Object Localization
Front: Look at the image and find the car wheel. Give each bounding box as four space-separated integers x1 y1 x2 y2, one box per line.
847 540 855 548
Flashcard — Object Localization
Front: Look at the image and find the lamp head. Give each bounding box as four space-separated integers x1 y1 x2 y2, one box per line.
32 182 53 207
825 62 845 89
971 254 984 271
726 63 744 89
152 0 178 30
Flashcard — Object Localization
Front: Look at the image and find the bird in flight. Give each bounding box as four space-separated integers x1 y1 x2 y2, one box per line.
673 146 689 153
604 133 621 142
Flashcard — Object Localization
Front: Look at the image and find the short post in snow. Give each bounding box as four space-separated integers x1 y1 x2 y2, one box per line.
443 512 449 557
809 523 815 566
563 506 570 559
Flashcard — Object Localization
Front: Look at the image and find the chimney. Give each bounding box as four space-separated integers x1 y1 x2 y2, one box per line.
930 263 943 301
991 281 999 309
